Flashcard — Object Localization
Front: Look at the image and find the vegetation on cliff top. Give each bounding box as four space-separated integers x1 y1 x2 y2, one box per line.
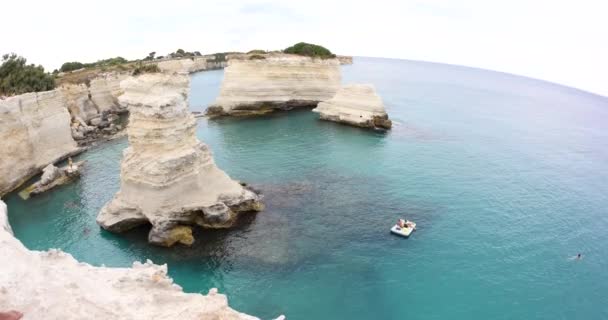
284 42 336 59
132 62 160 76
60 57 128 72
0 54 55 96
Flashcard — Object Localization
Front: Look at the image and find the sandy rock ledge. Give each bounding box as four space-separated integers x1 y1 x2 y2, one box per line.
313 84 392 130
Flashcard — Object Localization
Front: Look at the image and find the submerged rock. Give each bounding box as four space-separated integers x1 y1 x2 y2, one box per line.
207 53 341 117
0 199 267 320
313 84 392 130
97 73 263 247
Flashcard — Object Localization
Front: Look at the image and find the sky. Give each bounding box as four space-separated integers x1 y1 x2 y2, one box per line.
1 0 606 96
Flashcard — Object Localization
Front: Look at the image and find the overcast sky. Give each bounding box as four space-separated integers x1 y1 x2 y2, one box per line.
1 0 606 96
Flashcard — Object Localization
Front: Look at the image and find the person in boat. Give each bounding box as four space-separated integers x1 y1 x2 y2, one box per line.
397 219 406 228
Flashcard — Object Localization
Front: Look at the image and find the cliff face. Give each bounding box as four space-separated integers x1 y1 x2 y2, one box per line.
313 84 392 130
207 54 341 116
97 73 263 247
0 199 261 320
0 91 79 196
337 55 353 65
155 57 227 74
60 72 128 123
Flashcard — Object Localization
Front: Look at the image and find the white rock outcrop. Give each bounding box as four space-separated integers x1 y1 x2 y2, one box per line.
313 84 392 130
88 73 129 113
60 73 128 123
0 199 262 320
337 55 353 65
207 54 341 116
97 73 263 247
0 91 79 196
154 56 226 74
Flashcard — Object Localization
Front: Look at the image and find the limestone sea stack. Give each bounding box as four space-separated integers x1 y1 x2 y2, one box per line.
207 54 341 117
97 73 263 247
313 84 392 130
0 91 79 196
0 199 265 319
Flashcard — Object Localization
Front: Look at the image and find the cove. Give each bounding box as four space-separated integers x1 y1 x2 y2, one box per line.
6 57 608 319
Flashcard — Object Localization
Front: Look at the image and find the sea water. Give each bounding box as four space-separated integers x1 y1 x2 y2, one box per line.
5 57 608 319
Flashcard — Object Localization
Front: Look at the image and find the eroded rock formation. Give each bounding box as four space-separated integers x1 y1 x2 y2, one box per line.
60 73 129 144
18 161 83 199
97 73 263 247
207 54 341 117
155 56 227 74
337 55 354 65
0 199 264 319
313 84 392 130
0 91 80 196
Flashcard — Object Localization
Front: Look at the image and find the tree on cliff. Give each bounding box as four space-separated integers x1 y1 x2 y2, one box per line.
284 42 336 59
0 54 55 96
144 52 156 61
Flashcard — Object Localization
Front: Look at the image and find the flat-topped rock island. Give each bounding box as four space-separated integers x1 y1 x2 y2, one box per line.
207 53 341 117
313 84 392 130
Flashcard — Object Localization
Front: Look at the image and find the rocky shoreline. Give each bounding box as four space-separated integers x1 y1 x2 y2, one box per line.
0 199 271 320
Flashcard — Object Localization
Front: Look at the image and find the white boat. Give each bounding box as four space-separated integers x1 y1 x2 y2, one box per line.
390 221 416 238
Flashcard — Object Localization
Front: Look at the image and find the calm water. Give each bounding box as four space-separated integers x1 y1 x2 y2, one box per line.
5 57 608 319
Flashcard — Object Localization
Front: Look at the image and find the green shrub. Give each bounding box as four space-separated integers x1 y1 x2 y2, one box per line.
249 54 266 60
60 57 128 72
132 63 160 76
283 42 336 59
247 49 266 54
60 61 85 72
0 53 55 96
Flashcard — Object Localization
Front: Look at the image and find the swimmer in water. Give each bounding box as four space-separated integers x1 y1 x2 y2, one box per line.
576 253 582 260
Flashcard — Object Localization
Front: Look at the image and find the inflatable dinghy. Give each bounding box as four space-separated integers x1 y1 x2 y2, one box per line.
390 221 416 238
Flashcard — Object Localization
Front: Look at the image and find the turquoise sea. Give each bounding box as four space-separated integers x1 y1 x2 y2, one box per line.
5 57 608 319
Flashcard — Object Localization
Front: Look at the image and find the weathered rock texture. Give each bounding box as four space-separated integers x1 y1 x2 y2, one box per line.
313 84 392 130
97 73 263 247
18 161 83 199
207 54 341 117
337 55 354 65
0 199 263 320
0 91 79 196
154 55 227 74
60 73 128 145
60 73 128 123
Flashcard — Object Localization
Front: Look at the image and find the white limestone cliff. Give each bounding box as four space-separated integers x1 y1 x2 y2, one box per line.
0 91 79 196
97 73 263 247
313 84 392 130
154 56 226 74
0 199 265 320
60 73 128 123
337 55 353 65
207 54 341 116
